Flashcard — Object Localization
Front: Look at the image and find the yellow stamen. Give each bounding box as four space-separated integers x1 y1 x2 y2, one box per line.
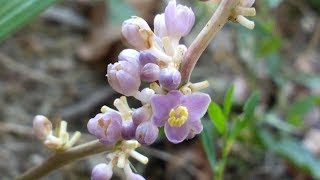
168 106 188 127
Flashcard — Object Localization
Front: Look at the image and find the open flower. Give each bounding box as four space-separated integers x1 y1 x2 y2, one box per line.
151 90 210 144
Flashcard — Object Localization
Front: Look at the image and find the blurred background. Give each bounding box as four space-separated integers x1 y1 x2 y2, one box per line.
0 0 319 179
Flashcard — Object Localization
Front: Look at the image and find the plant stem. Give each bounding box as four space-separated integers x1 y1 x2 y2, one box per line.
17 140 112 180
180 0 239 84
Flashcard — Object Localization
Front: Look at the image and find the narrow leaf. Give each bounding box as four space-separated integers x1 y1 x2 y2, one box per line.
200 120 216 174
223 85 234 118
208 102 226 134
0 0 58 41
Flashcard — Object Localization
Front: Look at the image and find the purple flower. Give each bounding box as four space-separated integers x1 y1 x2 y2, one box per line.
87 112 122 145
91 163 112 180
165 0 195 38
107 60 141 96
135 121 159 145
33 115 52 140
154 13 167 38
118 49 140 68
132 106 152 126
122 16 152 50
139 51 157 66
121 119 136 140
151 90 210 144
140 63 160 82
159 67 181 91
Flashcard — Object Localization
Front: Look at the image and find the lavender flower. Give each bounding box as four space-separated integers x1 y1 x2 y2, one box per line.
154 13 167 38
87 112 122 145
159 67 181 91
139 51 157 66
151 90 210 144
118 49 140 68
107 60 140 96
165 0 195 38
91 163 112 180
33 115 52 140
132 106 152 126
121 119 136 140
140 63 160 82
122 16 153 50
135 121 159 145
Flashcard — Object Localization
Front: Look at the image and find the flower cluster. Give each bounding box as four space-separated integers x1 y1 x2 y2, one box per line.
87 0 212 179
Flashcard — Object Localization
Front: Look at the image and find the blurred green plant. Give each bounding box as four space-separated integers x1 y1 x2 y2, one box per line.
0 0 59 41
202 85 259 180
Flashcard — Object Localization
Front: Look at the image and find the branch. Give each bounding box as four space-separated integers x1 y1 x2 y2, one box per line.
180 0 239 84
17 140 112 180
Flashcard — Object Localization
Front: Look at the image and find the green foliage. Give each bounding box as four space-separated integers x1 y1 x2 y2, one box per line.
223 85 234 117
0 0 58 41
208 102 226 135
259 130 320 179
200 120 216 174
286 96 316 127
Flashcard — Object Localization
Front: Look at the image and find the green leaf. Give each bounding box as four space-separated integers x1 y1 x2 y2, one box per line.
200 120 216 174
0 0 58 41
223 85 234 118
228 92 259 141
287 96 316 127
243 92 259 122
259 130 320 179
208 102 226 135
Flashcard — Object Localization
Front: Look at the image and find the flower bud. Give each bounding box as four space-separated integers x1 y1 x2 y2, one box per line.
134 88 155 104
33 115 52 140
122 16 152 50
140 63 160 82
91 163 113 180
107 61 140 96
132 106 152 126
121 120 136 140
165 0 195 37
154 13 167 38
159 67 181 91
87 112 122 145
139 51 157 66
118 49 140 68
136 121 159 145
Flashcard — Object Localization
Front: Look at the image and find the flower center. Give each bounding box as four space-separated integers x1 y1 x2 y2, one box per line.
168 106 188 127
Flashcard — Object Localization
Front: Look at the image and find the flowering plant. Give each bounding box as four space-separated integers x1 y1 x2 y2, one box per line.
19 0 256 179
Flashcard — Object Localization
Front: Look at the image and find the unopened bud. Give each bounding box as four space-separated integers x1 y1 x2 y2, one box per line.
91 163 113 180
33 115 52 140
159 67 181 91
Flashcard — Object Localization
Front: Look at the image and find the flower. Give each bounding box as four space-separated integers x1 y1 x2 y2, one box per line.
159 67 181 91
87 112 122 145
139 51 157 66
154 13 168 38
33 115 52 140
140 63 160 82
118 49 140 68
165 0 195 38
107 60 141 96
122 16 153 50
135 121 159 145
91 163 113 180
151 90 210 144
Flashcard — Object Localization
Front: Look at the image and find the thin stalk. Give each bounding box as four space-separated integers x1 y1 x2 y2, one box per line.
17 140 112 180
180 0 239 84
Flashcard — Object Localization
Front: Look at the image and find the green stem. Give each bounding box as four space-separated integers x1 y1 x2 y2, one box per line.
17 140 112 180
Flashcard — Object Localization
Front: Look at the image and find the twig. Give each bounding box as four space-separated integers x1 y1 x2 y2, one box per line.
17 140 112 180
180 0 239 84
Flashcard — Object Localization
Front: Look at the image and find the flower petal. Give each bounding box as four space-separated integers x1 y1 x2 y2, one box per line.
181 92 211 119
164 122 188 144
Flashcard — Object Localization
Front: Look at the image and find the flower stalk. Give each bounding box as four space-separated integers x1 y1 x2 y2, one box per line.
180 0 240 84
